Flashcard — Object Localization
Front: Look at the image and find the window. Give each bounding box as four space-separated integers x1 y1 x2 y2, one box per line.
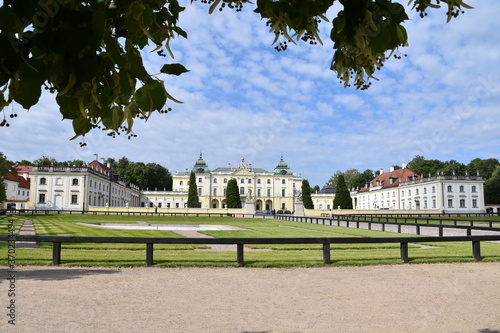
198 188 202 196
175 203 179 208
472 199 477 208
257 179 261 184
472 186 477 192
180 181 183 185
267 179 271 184
56 178 63 185
459 185 465 192
257 189 261 197
38 193 46 204
248 179 252 184
198 178 202 183
448 199 453 208
224 188 227 196
281 203 285 209
213 178 217 183
213 188 217 196
281 179 285 184
447 185 452 192
71 195 78 204
240 179 244 184
158 202 162 208
40 178 46 185
149 202 154 207
72 178 79 185
423 188 427 194
416 189 419 195
167 203 171 208
408 190 411 196
282 189 285 196
460 199 466 208
432 186 435 193
240 187 245 195
267 189 271 197
224 178 228 183
433 199 436 208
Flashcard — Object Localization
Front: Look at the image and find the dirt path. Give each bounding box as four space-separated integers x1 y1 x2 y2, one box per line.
1 263 499 332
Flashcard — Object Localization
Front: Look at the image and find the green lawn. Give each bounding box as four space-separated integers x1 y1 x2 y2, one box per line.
1 214 499 267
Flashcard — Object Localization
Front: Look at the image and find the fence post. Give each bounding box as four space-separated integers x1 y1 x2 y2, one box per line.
472 241 481 261
52 242 61 266
416 225 420 235
237 244 244 267
439 226 444 237
323 243 331 264
400 242 409 263
146 243 154 266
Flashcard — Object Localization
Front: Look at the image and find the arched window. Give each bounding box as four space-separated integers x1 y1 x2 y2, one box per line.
459 185 464 192
72 178 79 185
40 177 46 185
447 185 452 192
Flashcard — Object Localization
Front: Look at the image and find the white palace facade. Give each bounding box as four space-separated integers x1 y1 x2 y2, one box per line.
142 154 303 211
350 164 485 214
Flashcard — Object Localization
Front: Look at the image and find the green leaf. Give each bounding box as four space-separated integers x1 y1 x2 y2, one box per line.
57 95 80 120
135 80 167 112
160 63 189 76
12 76 41 109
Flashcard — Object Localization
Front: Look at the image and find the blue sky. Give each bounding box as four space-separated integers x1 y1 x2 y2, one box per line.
1 0 499 187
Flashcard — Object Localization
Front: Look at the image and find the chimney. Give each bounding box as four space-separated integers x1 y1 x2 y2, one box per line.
402 162 407 169
379 168 384 175
390 165 395 172
101 158 105 164
228 163 231 169
94 154 98 161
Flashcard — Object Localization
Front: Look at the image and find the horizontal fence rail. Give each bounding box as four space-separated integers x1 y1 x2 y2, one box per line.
1 235 500 267
276 215 500 236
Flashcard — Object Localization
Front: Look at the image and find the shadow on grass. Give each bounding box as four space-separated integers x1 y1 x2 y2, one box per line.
0 267 121 281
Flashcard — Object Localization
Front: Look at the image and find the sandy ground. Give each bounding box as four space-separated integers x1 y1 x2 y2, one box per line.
1 263 500 333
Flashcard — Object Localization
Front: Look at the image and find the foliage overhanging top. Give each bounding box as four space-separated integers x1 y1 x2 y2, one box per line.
0 0 472 140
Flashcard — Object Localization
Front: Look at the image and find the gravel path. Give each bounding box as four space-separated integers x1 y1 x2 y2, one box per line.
1 263 499 332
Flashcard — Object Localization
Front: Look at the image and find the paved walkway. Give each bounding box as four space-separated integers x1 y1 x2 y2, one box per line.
15 219 38 249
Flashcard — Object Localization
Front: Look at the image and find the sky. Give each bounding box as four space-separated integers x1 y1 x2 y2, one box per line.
1 0 499 187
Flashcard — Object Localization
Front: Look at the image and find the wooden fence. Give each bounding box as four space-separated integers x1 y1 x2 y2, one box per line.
2 234 500 267
276 215 500 236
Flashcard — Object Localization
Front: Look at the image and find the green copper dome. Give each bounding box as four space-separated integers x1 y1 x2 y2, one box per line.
273 154 293 175
192 152 210 174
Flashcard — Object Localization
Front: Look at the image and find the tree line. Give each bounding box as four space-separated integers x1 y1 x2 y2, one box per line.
0 153 173 192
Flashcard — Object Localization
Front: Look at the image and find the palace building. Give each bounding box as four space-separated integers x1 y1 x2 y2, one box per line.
350 164 485 213
142 154 303 211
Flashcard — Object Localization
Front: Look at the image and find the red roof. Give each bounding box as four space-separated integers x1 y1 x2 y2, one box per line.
3 172 31 189
358 168 420 192
13 165 33 173
88 160 111 175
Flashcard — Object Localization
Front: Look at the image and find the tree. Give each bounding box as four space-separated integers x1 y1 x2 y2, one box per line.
0 181 5 203
0 152 14 176
351 169 374 189
332 174 353 209
327 169 363 189
0 0 472 139
143 163 172 191
467 158 499 179
226 178 241 208
485 165 500 204
301 180 314 209
187 172 200 208
33 155 58 166
407 155 444 176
